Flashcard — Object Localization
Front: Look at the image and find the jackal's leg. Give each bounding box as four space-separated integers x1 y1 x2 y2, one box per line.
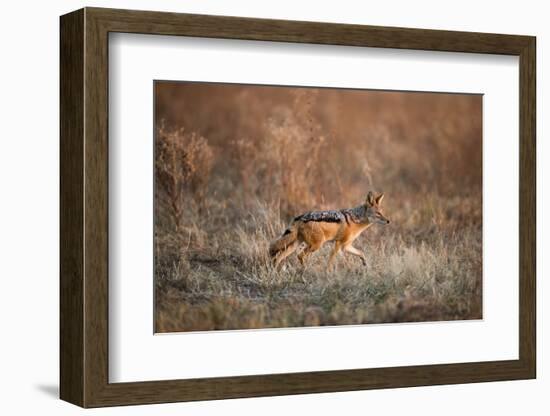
298 242 322 266
274 241 299 269
343 244 367 266
327 242 343 270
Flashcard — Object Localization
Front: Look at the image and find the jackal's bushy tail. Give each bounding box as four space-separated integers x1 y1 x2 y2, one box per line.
269 223 298 257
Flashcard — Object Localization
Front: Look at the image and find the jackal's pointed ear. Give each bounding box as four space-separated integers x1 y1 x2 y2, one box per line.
366 191 375 206
375 193 385 206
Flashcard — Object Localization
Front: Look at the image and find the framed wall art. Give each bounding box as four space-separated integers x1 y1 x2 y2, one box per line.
60 7 536 407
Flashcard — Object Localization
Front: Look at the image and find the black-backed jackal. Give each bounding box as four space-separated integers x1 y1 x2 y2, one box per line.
269 191 390 269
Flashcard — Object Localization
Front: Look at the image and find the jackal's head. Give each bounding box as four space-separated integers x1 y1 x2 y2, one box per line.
365 191 390 225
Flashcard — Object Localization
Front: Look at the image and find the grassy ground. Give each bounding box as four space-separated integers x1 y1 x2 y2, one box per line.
155 196 482 332
154 83 482 332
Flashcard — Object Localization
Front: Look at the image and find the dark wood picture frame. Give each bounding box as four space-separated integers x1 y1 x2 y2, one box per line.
60 7 536 408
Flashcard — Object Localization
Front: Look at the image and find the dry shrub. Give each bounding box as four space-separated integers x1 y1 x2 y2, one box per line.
227 90 329 217
155 121 213 230
261 90 327 217
230 137 257 200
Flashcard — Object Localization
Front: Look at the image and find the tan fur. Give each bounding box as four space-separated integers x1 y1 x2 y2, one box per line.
270 191 390 269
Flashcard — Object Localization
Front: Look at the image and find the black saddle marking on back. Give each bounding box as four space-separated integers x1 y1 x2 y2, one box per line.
294 210 345 224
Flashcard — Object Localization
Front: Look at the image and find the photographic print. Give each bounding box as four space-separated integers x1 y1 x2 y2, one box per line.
154 81 482 333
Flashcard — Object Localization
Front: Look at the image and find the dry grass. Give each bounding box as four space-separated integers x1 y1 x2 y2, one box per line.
154 83 482 332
